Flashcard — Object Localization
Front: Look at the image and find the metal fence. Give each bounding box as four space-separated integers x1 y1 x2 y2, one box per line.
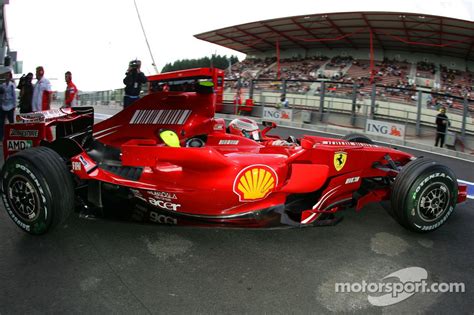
223 79 474 139
78 79 474 144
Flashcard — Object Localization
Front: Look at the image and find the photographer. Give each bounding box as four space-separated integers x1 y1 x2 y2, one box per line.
18 72 34 113
123 59 147 109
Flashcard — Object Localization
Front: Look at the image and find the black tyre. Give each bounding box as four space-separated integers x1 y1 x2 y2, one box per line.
1 147 75 235
391 157 458 233
342 133 374 144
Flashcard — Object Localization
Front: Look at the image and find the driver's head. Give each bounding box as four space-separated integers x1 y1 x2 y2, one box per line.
228 118 261 141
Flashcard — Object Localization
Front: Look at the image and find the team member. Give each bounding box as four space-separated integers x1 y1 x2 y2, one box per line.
435 107 449 147
32 66 53 141
32 66 52 112
64 71 78 107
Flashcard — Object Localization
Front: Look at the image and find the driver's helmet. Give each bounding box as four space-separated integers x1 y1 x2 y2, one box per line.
228 118 261 141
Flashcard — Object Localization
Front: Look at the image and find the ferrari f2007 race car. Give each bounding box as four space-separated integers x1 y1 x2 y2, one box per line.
1 76 467 235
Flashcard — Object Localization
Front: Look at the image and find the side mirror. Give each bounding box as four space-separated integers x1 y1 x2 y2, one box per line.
300 138 313 150
262 121 276 128
159 130 180 147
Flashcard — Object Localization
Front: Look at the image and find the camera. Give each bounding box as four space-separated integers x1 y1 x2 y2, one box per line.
129 59 141 69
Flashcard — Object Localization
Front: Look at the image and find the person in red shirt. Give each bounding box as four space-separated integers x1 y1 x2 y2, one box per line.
64 71 78 107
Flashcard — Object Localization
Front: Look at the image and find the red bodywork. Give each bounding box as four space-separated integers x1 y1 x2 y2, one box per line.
3 74 467 228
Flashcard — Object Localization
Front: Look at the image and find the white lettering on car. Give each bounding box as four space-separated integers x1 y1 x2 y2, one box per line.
147 198 181 211
72 162 81 171
7 140 33 151
345 176 360 184
148 190 177 201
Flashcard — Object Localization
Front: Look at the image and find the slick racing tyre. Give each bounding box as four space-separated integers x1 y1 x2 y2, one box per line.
391 157 458 233
342 133 374 144
1 147 75 235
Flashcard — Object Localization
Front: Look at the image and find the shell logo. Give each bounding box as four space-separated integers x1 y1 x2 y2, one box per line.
233 165 278 202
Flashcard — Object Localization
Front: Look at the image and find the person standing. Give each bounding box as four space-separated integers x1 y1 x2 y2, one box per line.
0 72 16 140
32 66 53 141
280 93 289 108
123 59 147 109
17 72 34 113
435 107 449 147
64 71 78 107
32 66 52 112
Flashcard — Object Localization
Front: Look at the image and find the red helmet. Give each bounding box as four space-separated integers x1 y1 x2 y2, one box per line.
228 118 261 141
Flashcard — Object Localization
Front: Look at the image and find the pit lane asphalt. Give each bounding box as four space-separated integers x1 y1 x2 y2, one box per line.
0 109 472 313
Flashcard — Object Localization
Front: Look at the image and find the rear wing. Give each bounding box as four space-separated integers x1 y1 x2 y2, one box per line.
3 107 94 160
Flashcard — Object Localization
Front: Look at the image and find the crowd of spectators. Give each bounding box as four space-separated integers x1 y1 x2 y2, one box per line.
224 56 473 110
325 56 353 70
416 61 436 78
439 66 473 99
259 56 327 81
225 57 276 81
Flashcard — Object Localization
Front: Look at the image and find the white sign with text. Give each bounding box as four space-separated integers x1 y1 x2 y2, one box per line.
263 107 293 122
365 119 405 140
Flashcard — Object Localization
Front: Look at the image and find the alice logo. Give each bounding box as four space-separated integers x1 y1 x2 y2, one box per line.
233 165 278 202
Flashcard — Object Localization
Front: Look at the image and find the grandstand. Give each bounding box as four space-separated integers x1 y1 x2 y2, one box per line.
195 12 473 108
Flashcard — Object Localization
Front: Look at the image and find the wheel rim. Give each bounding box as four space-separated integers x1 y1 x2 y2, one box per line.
417 182 450 223
7 175 40 222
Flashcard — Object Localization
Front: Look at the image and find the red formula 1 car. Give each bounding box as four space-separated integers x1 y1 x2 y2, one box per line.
1 79 467 235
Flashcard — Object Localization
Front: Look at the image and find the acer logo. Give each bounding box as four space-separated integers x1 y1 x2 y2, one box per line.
147 198 181 211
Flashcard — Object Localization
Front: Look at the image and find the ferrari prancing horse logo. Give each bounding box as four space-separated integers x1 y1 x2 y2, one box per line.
334 151 347 171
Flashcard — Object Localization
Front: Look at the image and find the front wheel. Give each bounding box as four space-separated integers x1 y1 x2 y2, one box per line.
1 147 75 235
390 158 458 233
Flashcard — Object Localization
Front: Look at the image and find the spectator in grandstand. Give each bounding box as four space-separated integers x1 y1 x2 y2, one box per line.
64 71 78 107
435 107 449 148
32 66 52 112
17 72 34 113
123 59 147 109
0 72 16 140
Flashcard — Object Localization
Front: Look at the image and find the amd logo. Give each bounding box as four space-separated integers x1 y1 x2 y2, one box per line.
7 140 33 151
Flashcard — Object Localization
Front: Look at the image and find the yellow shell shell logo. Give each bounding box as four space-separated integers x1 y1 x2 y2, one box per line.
233 165 278 202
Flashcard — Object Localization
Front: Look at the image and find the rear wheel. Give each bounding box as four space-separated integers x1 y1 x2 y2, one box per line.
390 157 458 233
342 133 374 144
1 147 75 235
